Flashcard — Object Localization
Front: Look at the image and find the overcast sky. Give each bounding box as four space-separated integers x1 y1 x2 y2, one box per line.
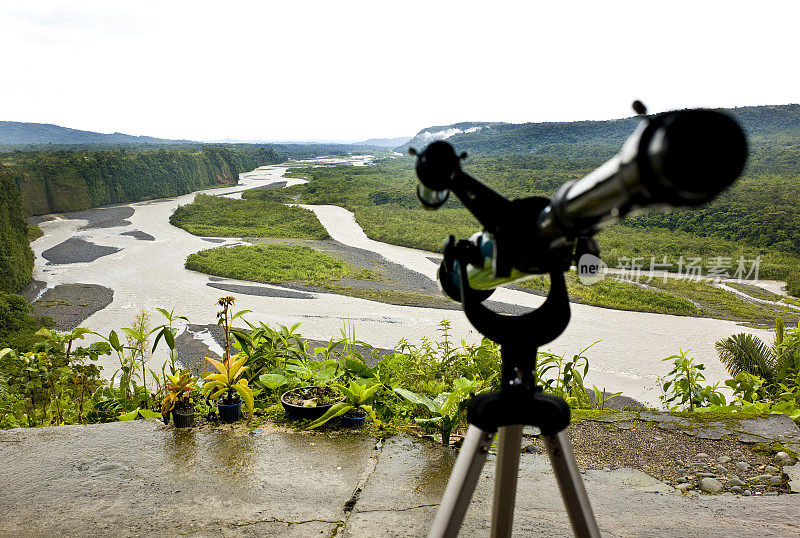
1 1 798 142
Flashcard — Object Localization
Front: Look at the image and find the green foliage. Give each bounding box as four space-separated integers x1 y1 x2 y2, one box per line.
518 271 699 316
716 333 776 382
537 344 596 409
5 146 283 215
307 380 381 429
0 327 108 428
170 194 328 239
0 292 52 350
787 270 800 297
27 224 43 242
395 377 482 445
659 350 726 411
712 318 800 422
185 244 378 287
274 155 800 288
0 164 34 292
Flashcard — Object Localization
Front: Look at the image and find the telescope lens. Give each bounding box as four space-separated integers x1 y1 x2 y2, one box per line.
417 184 450 209
416 140 461 191
647 110 747 203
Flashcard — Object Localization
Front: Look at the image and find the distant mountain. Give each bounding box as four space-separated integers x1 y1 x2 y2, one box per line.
0 121 196 146
353 136 412 147
398 104 800 156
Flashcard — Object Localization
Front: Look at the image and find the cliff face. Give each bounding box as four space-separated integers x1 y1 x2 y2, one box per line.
8 146 283 216
0 164 34 293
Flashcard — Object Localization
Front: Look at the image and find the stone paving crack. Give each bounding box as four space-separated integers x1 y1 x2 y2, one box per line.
334 439 385 536
356 503 441 514
231 517 343 528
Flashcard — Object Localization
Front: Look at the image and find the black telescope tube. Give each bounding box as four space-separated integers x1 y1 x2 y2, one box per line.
537 109 747 247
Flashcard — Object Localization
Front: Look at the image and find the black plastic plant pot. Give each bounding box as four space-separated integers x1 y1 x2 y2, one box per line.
217 399 243 423
340 409 367 428
281 386 342 420
172 408 195 428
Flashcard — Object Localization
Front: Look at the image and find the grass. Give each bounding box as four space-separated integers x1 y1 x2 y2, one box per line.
782 296 800 308
170 194 328 239
189 158 800 322
648 278 798 325
276 159 800 282
185 244 378 287
27 224 43 242
726 282 781 301
515 270 799 326
354 205 478 253
184 244 456 309
516 271 700 316
327 287 455 309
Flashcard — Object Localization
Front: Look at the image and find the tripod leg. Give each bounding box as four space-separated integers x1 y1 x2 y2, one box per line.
429 426 494 538
543 431 601 537
490 425 523 537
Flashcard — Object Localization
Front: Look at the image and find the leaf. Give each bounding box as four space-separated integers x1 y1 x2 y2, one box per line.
70 327 91 339
232 381 254 418
258 373 288 390
151 330 165 353
121 328 142 341
307 403 353 429
109 330 122 352
164 328 175 350
359 383 381 405
592 385 602 408
118 408 140 421
394 387 439 415
231 309 252 322
139 409 162 419
205 357 227 376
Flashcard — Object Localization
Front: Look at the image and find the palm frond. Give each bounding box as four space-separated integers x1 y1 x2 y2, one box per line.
715 333 776 381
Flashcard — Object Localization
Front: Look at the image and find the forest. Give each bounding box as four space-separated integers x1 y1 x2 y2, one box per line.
250 146 800 290
399 104 800 157
0 144 285 350
2 145 284 215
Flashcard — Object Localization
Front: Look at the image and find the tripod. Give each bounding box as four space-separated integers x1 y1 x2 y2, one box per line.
428 258 600 538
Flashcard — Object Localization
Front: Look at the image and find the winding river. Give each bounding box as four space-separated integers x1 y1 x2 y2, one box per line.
29 158 773 405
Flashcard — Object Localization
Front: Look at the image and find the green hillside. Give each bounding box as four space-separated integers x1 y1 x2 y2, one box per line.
400 104 800 156
0 164 33 293
3 146 283 215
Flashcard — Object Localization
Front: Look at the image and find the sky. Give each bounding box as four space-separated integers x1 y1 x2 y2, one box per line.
1 1 798 142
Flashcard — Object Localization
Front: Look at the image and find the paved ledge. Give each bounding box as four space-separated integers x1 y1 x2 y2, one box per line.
1 420 799 537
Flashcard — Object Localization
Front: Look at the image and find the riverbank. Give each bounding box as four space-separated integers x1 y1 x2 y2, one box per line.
23 161 776 406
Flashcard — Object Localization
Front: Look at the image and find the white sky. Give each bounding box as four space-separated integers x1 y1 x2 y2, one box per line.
1 1 798 142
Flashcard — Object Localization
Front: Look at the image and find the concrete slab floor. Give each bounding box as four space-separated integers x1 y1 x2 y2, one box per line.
1 422 799 537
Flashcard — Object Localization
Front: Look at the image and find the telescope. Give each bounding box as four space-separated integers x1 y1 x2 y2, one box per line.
412 107 748 301
417 106 748 537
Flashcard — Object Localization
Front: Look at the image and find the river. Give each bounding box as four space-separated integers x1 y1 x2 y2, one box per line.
29 158 772 405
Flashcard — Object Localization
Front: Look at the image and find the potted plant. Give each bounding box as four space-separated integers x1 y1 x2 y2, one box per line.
281 385 343 420
161 372 198 428
200 296 254 423
306 381 380 429
202 355 254 423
